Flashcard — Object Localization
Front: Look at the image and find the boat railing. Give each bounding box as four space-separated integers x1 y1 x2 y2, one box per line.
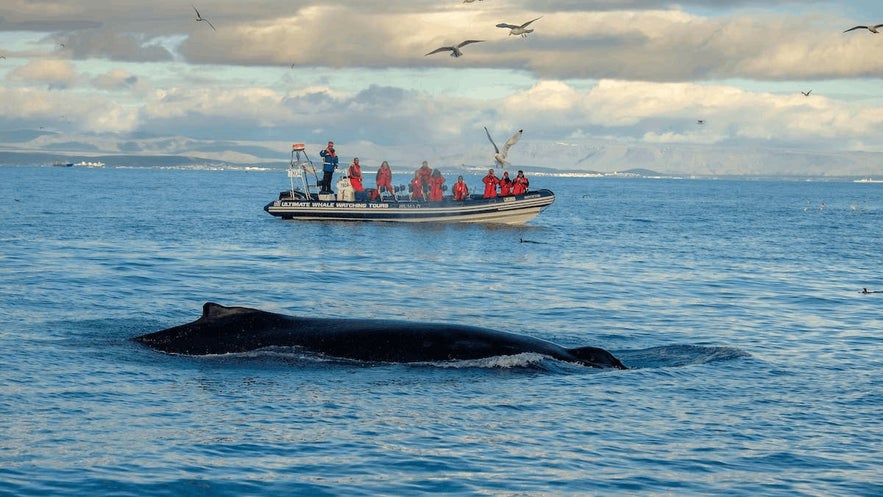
288 143 320 198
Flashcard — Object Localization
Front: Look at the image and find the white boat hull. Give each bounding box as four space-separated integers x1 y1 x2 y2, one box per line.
264 190 555 225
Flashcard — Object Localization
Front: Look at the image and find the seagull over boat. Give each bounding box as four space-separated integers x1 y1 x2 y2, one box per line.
484 127 523 166
496 16 543 38
192 5 216 31
425 40 484 57
843 23 883 33
801 90 812 96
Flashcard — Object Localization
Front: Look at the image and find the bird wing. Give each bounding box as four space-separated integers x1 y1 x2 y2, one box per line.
499 129 523 158
484 127 500 154
874 24 883 29
496 23 519 29
457 39 484 48
425 46 453 56
843 25 867 32
193 5 215 30
520 16 543 28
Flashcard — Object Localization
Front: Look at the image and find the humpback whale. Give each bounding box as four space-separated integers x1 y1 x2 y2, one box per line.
134 302 627 369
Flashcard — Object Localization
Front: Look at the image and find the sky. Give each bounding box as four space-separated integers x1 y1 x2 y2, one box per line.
1 0 883 174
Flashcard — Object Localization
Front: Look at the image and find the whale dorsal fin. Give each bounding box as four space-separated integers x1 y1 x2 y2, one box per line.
201 302 252 320
203 302 229 318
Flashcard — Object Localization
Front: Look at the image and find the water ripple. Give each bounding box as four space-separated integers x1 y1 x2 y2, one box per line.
2 167 882 495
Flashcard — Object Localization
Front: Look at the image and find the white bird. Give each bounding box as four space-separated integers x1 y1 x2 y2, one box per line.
192 5 216 31
843 24 883 33
425 40 484 57
484 127 523 166
801 90 812 96
496 17 543 38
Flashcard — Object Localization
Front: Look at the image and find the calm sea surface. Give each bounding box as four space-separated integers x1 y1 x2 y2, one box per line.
1 165 881 496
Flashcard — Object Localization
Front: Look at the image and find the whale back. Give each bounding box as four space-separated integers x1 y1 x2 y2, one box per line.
136 303 627 369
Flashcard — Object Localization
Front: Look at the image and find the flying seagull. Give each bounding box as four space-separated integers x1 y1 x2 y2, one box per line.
697 119 705 125
484 127 523 166
843 24 883 33
496 16 543 38
801 90 812 96
192 5 216 31
425 40 484 57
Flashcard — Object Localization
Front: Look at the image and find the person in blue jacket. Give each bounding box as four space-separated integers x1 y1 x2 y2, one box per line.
319 140 339 193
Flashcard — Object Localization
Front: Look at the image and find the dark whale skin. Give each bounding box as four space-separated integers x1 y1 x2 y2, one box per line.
134 302 626 369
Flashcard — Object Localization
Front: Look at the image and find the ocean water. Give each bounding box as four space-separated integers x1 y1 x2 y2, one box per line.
1 164 881 496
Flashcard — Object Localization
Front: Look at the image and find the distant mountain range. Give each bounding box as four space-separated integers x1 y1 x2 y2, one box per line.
1 131 881 179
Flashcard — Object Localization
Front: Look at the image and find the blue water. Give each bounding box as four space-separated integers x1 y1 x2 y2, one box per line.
1 165 881 496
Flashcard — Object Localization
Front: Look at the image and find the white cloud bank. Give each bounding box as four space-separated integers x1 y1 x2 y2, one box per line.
0 1 882 175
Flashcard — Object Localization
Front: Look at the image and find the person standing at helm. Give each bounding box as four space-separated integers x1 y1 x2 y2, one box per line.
318 140 338 193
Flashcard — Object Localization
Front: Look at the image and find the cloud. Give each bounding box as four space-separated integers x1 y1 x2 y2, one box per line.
3 2 880 80
0 17 101 31
60 30 175 62
92 68 140 90
1 1 882 172
8 59 77 89
164 6 883 82
0 83 139 133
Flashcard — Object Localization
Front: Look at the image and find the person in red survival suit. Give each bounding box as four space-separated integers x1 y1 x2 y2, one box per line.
453 175 469 201
410 171 426 200
482 168 499 198
512 170 529 195
375 161 394 200
348 157 364 192
416 161 433 194
428 169 446 201
499 171 513 196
